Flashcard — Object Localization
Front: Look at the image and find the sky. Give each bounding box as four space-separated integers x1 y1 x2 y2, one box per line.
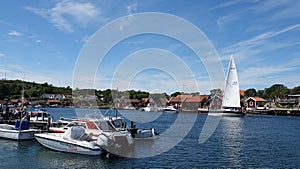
0 0 300 95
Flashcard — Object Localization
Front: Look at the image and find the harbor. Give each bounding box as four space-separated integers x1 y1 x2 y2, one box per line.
0 108 300 168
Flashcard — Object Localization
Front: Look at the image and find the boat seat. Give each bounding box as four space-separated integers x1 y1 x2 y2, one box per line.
80 132 93 141
14 120 30 130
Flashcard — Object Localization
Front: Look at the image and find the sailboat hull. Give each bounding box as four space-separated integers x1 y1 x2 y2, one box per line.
208 109 246 117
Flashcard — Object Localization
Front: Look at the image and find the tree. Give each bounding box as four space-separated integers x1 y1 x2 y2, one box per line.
257 90 265 98
245 88 257 97
290 85 300 94
210 89 222 97
265 84 290 99
170 92 181 97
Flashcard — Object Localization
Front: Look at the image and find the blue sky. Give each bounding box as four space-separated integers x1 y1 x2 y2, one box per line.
0 0 300 94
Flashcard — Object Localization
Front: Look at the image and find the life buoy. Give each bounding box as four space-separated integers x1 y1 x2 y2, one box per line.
249 101 254 107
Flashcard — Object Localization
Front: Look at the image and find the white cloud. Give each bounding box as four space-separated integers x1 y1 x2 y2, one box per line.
0 53 4 57
35 39 42 43
220 23 300 60
8 30 22 37
251 0 300 20
217 11 243 28
25 1 102 32
126 2 138 14
239 65 297 89
119 3 138 31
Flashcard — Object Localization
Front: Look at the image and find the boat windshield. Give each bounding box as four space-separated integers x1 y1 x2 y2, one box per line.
95 120 117 132
66 122 87 129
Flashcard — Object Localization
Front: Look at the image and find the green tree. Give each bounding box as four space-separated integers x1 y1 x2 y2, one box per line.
265 84 290 99
257 90 265 98
170 92 181 97
290 85 300 94
245 88 257 97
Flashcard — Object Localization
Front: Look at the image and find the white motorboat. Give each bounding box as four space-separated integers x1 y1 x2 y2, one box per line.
209 56 246 117
0 120 40 140
35 126 101 156
139 106 161 112
48 118 134 149
163 106 179 112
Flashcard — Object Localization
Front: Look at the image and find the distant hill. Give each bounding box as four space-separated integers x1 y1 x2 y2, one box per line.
0 80 71 100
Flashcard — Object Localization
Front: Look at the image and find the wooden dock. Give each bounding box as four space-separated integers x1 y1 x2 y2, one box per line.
247 108 300 116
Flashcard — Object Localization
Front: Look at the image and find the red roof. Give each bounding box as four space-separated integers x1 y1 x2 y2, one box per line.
185 95 209 103
169 94 192 103
130 99 139 103
48 100 61 103
246 97 266 102
240 90 246 97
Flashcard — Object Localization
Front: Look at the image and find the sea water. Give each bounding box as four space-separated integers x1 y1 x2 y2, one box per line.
0 108 299 168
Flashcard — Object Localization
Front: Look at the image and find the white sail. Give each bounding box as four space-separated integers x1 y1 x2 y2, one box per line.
222 56 240 108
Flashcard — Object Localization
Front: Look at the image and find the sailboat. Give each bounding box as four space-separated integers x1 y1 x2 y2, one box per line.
209 56 246 117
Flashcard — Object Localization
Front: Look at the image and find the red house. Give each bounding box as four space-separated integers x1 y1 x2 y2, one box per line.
168 94 192 109
245 97 266 110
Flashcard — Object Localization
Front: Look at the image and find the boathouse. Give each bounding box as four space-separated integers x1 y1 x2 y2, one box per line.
182 95 210 111
168 94 192 109
245 97 266 110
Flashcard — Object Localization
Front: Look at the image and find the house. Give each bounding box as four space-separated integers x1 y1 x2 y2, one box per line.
245 97 266 110
140 98 149 107
41 93 68 100
41 94 55 99
130 99 139 107
54 94 65 100
209 95 223 110
156 98 168 107
182 95 210 111
119 98 139 108
168 94 192 109
47 100 61 107
276 94 300 108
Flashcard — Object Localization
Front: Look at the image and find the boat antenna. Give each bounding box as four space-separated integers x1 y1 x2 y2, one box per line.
115 87 118 118
21 72 25 112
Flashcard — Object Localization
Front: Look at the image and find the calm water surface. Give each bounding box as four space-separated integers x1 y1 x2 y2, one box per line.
0 108 299 168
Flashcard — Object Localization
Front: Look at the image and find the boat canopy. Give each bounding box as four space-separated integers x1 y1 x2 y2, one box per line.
62 126 85 139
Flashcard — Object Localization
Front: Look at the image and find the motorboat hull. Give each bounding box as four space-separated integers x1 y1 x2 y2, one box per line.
97 131 134 152
35 133 101 155
0 124 38 140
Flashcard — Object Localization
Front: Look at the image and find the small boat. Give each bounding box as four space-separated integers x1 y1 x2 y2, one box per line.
122 106 136 110
28 108 51 122
0 120 40 140
209 56 245 117
35 126 101 155
197 107 209 113
163 106 179 112
139 106 162 112
139 107 152 112
49 118 134 148
128 127 157 140
105 117 158 140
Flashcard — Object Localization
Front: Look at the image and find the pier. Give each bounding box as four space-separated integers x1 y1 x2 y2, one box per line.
247 108 300 116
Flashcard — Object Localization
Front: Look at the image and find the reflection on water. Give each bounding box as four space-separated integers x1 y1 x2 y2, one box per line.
219 117 244 167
